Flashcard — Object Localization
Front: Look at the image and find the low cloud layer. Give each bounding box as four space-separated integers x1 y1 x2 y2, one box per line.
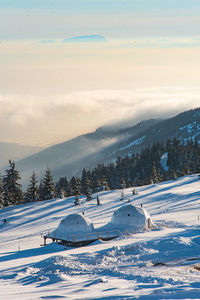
0 88 199 146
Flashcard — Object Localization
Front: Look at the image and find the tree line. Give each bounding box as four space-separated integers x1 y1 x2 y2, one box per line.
0 138 200 208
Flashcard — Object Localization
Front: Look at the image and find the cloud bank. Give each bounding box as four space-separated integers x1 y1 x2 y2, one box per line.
0 88 199 146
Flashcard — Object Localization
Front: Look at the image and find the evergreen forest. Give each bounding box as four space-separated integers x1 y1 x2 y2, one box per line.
0 138 200 207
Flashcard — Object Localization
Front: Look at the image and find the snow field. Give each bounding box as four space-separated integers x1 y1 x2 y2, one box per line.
0 174 200 299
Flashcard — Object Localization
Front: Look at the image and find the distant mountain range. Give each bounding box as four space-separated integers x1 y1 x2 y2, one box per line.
0 142 42 170
2 107 200 185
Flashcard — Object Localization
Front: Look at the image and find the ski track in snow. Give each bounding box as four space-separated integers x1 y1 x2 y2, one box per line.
0 174 200 299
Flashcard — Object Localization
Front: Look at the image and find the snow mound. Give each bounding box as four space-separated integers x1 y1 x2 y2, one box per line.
9 227 200 294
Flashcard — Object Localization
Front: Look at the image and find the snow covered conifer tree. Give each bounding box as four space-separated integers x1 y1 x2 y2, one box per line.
74 195 80 205
132 188 137 195
69 176 81 196
38 180 44 200
26 172 39 202
169 168 177 180
55 176 68 197
180 164 190 177
93 176 102 192
150 162 160 184
3 160 23 205
86 190 92 201
0 175 4 208
100 176 109 191
55 178 66 198
81 168 92 195
120 177 126 189
42 167 55 200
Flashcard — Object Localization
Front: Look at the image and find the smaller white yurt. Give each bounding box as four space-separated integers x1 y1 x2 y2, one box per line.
110 204 152 232
50 213 95 243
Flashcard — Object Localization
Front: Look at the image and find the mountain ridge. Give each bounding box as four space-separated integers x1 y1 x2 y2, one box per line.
0 142 43 169
4 107 200 185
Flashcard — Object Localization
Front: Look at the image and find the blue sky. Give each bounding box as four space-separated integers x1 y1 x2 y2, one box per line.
0 0 200 39
1 0 200 13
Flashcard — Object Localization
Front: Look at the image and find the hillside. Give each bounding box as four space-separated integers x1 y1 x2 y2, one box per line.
13 119 159 185
94 107 200 165
0 174 200 299
11 107 200 185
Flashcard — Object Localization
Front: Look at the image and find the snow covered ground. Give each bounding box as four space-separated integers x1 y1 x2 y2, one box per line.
0 174 200 299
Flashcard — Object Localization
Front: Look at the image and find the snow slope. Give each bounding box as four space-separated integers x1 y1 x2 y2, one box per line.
0 175 200 299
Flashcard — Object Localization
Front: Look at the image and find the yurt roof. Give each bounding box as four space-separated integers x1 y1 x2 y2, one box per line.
111 204 151 227
55 213 94 235
60 213 92 226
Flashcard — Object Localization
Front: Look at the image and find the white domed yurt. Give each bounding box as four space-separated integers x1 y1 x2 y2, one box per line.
110 204 152 232
49 213 96 245
57 213 94 234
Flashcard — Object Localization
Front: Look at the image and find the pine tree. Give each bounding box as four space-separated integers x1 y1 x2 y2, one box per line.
55 177 68 197
38 180 44 200
120 177 126 189
81 168 87 193
69 177 81 196
74 195 80 205
150 162 160 184
86 190 92 201
42 168 55 200
120 189 125 200
180 164 190 177
26 172 39 202
81 168 92 195
92 173 102 192
132 188 137 195
0 176 4 208
169 168 177 180
3 160 23 205
100 176 109 191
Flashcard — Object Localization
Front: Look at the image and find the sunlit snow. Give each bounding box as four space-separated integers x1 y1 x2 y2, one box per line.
0 174 200 299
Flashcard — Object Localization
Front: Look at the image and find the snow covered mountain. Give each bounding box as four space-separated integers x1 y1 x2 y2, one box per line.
8 107 200 185
0 174 200 299
12 119 159 185
99 107 200 162
71 107 200 177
